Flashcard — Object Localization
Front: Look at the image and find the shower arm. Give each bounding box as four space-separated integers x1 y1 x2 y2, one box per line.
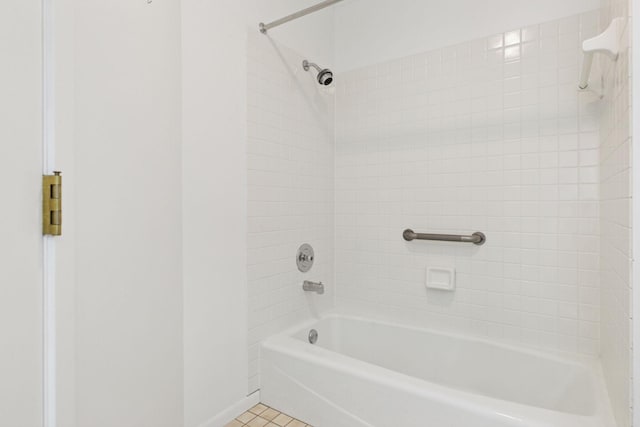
303 60 322 73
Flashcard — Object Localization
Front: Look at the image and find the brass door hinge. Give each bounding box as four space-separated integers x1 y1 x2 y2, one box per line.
43 171 62 236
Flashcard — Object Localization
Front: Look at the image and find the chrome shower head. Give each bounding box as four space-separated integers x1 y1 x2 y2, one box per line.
317 68 333 86
303 60 334 86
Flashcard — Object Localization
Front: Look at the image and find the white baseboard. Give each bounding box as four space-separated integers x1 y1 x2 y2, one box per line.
199 391 261 427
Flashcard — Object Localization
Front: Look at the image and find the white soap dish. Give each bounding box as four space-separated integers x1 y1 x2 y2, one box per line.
426 267 456 291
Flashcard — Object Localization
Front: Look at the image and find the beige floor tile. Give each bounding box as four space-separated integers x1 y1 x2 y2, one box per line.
271 413 293 426
246 416 270 427
249 403 269 415
232 403 312 427
236 411 256 424
260 408 281 421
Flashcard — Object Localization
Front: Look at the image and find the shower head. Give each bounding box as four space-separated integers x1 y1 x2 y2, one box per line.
303 60 334 86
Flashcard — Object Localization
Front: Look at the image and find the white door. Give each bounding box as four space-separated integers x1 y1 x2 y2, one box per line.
0 1 44 427
53 1 183 426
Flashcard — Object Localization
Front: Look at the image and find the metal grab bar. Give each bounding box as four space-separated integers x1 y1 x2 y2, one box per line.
403 229 486 246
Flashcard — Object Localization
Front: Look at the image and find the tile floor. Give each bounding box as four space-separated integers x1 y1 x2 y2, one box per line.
225 403 312 427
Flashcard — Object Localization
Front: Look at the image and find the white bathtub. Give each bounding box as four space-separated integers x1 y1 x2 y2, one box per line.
260 315 616 427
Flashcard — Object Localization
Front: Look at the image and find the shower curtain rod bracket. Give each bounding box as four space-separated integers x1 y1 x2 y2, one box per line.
579 17 625 90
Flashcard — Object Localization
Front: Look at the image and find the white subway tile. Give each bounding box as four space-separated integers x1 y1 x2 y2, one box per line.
335 13 603 361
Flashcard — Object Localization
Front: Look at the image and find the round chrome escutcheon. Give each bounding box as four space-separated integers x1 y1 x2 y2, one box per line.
308 329 318 344
296 243 314 272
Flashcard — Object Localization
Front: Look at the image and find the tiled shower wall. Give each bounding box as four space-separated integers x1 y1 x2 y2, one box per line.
335 11 603 357
246 32 335 393
599 0 632 425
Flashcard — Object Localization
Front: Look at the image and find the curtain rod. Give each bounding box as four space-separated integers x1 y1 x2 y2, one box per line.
259 0 345 34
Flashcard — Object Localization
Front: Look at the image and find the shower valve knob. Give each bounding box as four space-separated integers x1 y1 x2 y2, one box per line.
299 253 313 262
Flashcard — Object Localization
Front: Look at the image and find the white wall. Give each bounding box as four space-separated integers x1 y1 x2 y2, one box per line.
244 0 338 396
335 11 603 357
181 1 250 426
0 1 43 426
73 1 183 426
183 1 339 418
334 0 601 71
599 1 633 425
246 31 335 394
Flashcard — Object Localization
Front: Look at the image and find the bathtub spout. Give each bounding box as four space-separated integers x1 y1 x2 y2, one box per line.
303 280 324 295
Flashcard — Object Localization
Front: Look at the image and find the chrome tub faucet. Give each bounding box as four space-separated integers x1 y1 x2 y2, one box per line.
303 280 324 295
